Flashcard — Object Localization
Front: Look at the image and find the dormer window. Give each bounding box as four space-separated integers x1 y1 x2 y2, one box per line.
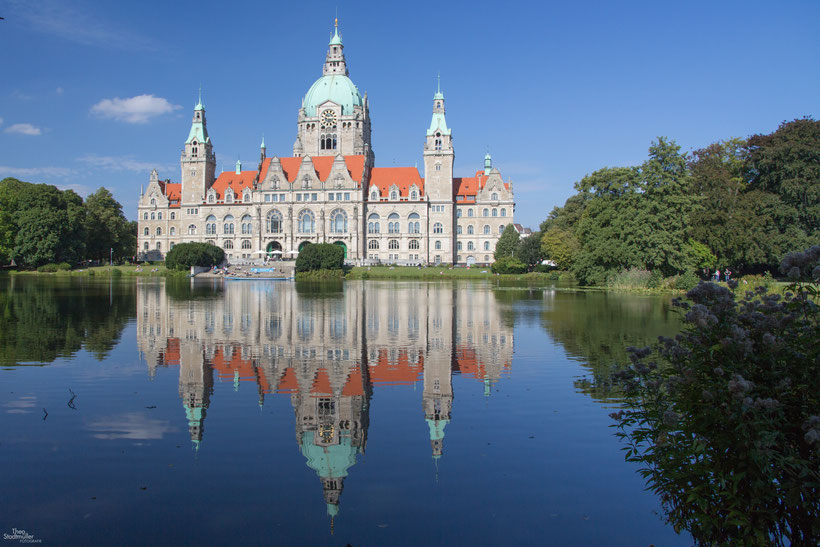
225 189 234 204
370 189 378 201
491 192 498 201
410 190 418 200
243 191 251 203
150 198 156 206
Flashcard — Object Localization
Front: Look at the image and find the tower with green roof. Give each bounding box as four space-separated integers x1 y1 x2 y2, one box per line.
181 90 216 204
294 19 373 164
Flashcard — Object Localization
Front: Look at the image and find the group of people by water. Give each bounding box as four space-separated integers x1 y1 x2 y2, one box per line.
704 268 732 282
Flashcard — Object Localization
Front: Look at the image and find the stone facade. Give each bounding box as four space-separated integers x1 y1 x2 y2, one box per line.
137 22 514 265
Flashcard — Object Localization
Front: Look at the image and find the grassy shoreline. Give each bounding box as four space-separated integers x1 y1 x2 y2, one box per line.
5 265 186 277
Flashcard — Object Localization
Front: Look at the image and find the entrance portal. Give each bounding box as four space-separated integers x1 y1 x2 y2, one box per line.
333 241 347 259
266 241 282 259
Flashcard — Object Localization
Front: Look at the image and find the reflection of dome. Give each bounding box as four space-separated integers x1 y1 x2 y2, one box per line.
303 75 363 117
301 430 358 479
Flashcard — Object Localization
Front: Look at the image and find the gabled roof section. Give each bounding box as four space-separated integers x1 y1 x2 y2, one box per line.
210 170 257 200
454 170 511 201
262 155 366 187
427 111 451 137
162 182 182 206
369 167 424 198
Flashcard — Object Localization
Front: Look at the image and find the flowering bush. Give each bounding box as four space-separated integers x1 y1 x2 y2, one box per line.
611 246 819 545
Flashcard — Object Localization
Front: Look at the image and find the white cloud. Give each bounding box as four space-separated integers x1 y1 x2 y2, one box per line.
87 413 177 440
56 183 92 197
8 0 156 51
0 166 77 179
4 123 43 136
0 117 3 127
90 94 181 124
78 154 174 173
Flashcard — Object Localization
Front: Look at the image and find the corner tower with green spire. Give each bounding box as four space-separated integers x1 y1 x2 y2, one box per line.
181 89 216 204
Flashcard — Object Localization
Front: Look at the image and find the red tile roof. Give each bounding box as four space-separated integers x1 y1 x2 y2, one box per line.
454 171 511 201
210 170 258 201
341 366 365 396
311 368 333 396
260 155 367 187
369 167 424 199
368 349 424 385
277 367 299 393
160 338 180 366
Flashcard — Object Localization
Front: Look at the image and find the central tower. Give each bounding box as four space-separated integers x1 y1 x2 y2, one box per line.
294 20 373 164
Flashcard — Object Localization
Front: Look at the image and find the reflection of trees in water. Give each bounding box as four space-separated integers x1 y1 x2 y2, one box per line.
538 290 681 402
0 276 136 366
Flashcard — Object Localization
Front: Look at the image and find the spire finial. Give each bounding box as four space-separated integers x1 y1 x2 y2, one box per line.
437 72 441 94
261 133 266 149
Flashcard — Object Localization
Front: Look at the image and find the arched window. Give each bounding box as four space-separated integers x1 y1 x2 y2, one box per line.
435 138 442 151
156 227 162 236
224 240 233 249
457 241 462 251
484 255 490 262
408 212 420 234
433 222 443 234
390 190 398 201
150 212 155 220
499 224 505 234
144 227 149 236
208 192 215 204
143 212 148 220
150 198 156 206
223 215 235 234
467 225 474 235
241 240 252 250
409 240 420 250
370 189 379 201
491 193 498 200
410 190 418 200
188 225 197 235
243 191 251 203
483 224 490 235
467 241 474 251
206 215 217 235
492 208 498 217
298 210 315 233
388 239 399 250
483 208 489 217
435 240 441 250
266 210 282 233
170 212 175 220
331 209 348 233
170 227 176 236
241 215 252 234
143 242 148 250
156 242 161 250
457 225 462 235
484 241 490 251
468 209 474 217
225 190 234 204
157 212 162 220
501 208 507 217
368 239 379 250
388 213 400 234
367 213 380 234
456 209 462 218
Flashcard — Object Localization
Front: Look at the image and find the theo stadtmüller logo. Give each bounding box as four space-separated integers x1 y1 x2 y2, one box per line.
3 528 42 544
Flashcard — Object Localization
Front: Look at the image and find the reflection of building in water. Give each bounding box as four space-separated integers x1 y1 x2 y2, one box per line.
137 280 512 518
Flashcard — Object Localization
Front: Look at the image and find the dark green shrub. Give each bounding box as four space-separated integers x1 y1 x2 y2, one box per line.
610 246 820 545
673 270 699 291
37 263 58 272
164 242 225 270
647 269 663 289
296 243 344 272
491 256 527 274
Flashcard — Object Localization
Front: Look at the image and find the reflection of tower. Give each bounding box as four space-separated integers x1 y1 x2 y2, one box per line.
293 355 371 529
424 349 453 459
179 349 213 451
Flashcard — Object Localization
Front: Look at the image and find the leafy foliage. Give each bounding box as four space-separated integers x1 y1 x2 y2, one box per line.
494 224 520 260
164 242 225 270
84 187 135 261
610 247 820 545
540 226 580 270
295 243 344 272
490 255 527 274
517 231 544 271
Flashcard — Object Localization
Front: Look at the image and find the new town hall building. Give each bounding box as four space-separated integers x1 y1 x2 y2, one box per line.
138 22 515 265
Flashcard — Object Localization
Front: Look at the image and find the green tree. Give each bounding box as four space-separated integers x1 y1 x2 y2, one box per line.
84 187 132 262
494 224 520 260
165 242 224 270
517 231 544 271
747 117 820 241
0 178 27 264
295 243 344 272
541 226 580 270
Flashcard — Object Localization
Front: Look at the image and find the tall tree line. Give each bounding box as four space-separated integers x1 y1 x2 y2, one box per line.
540 118 819 285
0 178 136 268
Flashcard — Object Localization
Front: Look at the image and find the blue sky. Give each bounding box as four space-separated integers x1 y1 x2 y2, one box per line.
0 0 817 228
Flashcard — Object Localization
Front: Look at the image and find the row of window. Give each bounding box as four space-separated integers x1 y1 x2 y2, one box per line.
456 241 493 251
457 225 499 235
367 240 422 250
370 188 420 201
457 207 507 218
263 192 353 203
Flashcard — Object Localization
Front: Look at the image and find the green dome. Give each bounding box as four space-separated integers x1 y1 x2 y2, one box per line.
303 74 363 117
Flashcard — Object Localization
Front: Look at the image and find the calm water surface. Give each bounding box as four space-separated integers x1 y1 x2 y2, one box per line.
0 276 691 545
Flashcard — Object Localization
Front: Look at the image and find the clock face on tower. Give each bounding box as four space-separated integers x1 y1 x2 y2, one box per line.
321 109 337 129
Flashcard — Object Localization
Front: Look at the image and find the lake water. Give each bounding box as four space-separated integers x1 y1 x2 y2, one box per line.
0 276 691 545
